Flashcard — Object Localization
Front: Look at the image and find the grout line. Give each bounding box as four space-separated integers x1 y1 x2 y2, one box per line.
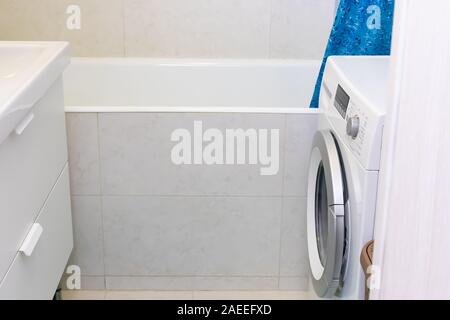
95 113 107 290
103 275 280 278
71 194 309 198
277 202 283 291
99 194 285 198
277 114 288 289
281 195 308 199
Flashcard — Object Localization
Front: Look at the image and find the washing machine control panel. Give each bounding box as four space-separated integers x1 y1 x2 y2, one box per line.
345 101 370 159
331 90 384 171
321 57 388 171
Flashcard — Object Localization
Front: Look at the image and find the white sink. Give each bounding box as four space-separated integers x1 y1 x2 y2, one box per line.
0 42 70 144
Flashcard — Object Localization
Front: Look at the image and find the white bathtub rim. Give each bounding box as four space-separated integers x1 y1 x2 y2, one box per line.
64 106 322 114
69 57 322 67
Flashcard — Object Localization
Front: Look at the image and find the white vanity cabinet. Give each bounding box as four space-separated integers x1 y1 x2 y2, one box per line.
0 42 73 300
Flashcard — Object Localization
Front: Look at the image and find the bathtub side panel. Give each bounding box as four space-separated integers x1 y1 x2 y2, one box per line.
66 111 318 290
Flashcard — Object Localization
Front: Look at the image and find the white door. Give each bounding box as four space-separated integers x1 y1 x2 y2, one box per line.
307 130 348 297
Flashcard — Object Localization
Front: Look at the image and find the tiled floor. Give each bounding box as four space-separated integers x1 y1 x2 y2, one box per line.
61 290 310 300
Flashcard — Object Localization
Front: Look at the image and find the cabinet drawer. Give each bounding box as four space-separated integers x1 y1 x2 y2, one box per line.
0 165 73 300
0 78 68 281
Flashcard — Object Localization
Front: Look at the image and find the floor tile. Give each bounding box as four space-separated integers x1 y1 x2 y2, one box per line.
61 290 106 300
192 290 309 300
105 290 193 300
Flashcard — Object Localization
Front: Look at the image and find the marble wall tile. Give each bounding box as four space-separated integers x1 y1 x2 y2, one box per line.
283 113 318 197
279 197 309 277
66 113 101 195
123 0 271 58
269 0 335 59
102 195 282 277
0 1 57 41
0 0 124 56
68 196 105 276
98 113 285 196
0 0 335 59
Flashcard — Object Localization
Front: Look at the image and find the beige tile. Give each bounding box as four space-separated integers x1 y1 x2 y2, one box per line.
269 0 335 59
0 0 336 58
61 290 106 300
192 290 309 300
0 0 57 41
124 0 271 57
56 0 125 56
0 0 124 56
106 276 278 291
105 290 193 300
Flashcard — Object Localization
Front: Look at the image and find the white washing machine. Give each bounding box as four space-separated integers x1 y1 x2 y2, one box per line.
307 56 390 299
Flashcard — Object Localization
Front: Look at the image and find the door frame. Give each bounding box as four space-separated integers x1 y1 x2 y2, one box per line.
371 0 450 299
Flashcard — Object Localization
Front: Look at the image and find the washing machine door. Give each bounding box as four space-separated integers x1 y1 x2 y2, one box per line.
307 130 346 297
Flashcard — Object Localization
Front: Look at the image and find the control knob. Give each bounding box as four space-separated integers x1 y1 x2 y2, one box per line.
346 116 360 139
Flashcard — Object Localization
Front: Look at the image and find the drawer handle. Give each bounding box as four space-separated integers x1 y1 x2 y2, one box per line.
15 112 35 136
19 223 43 257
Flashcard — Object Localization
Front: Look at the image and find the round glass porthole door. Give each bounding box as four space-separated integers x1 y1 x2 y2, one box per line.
307 130 346 298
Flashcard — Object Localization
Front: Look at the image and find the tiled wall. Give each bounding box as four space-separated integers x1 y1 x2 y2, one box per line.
64 112 318 290
0 0 335 58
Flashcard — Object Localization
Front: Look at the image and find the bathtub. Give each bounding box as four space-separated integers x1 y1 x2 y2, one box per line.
64 58 321 113
63 58 319 291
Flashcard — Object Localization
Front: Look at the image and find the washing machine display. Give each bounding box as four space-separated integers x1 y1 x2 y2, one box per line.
334 84 350 119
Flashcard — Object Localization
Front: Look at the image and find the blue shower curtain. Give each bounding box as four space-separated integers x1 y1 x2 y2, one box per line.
310 0 395 108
